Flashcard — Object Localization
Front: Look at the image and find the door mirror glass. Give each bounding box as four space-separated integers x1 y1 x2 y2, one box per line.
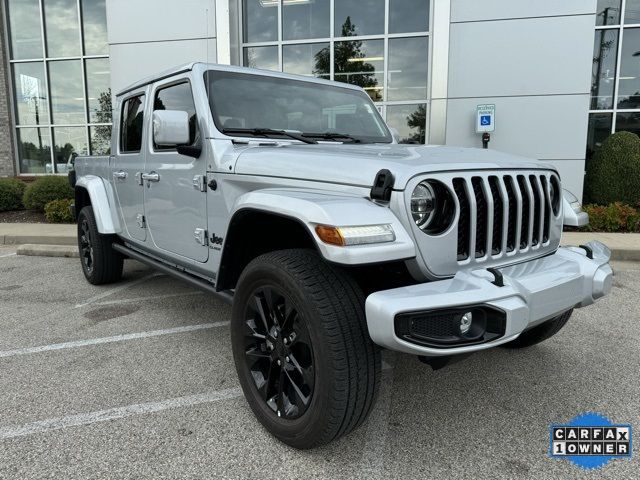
153 110 190 146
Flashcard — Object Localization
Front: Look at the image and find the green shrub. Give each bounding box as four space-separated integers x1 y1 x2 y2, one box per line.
580 203 640 233
0 178 27 211
23 176 74 212
584 131 640 205
44 198 74 223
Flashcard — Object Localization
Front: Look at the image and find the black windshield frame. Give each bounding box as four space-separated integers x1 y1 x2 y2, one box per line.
204 70 393 144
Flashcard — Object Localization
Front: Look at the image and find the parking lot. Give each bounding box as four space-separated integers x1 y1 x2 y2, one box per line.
0 244 638 479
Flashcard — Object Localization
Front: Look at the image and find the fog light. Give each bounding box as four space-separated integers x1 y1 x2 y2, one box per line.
460 312 473 335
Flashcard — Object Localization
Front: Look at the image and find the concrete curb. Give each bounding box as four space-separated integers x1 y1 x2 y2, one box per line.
16 244 79 258
610 249 640 262
3 235 76 246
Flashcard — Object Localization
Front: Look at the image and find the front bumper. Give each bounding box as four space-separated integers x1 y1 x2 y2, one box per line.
365 241 612 356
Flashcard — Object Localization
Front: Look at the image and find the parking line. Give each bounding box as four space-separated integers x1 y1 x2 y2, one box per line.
74 273 161 309
0 387 243 440
0 253 16 258
0 321 229 359
95 290 204 306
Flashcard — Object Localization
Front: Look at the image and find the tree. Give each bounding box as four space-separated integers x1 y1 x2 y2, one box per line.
405 105 426 144
92 89 113 155
315 17 381 101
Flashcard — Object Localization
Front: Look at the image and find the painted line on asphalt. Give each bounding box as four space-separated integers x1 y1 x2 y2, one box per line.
74 273 162 308
0 252 16 258
0 387 243 440
0 321 229 359
94 290 204 306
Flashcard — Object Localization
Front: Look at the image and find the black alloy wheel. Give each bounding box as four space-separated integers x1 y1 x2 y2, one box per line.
243 286 314 419
79 217 94 275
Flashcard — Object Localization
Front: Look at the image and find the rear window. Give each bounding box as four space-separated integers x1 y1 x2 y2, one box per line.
120 95 145 153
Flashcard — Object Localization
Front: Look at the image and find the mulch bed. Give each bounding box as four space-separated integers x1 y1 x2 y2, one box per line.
0 210 48 223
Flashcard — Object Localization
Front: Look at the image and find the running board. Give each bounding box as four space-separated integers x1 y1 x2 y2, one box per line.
112 243 234 305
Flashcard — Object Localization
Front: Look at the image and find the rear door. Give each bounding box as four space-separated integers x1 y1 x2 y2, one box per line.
143 78 208 262
112 91 147 242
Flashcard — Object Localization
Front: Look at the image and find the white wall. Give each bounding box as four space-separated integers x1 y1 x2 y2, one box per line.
106 0 221 94
443 0 598 200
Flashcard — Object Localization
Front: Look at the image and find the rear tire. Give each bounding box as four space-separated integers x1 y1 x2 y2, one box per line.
231 249 381 449
502 309 573 348
77 206 124 285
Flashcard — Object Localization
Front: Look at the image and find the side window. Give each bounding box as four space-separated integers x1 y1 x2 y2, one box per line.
153 82 198 150
120 95 145 153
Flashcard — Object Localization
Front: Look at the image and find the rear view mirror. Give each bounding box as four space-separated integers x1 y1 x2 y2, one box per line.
153 110 190 146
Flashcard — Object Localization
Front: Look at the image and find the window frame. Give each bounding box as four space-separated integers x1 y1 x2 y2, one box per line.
118 93 146 155
149 78 200 153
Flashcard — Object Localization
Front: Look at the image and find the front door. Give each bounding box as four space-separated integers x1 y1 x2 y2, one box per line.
113 91 147 242
143 79 208 262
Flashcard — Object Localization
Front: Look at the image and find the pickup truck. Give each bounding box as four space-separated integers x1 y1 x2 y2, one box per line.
70 62 612 449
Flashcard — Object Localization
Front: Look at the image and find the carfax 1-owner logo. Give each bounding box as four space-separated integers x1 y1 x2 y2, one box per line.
550 412 633 470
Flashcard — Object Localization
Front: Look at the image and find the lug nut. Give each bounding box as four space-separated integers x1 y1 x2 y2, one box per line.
277 410 281 417
285 356 290 363
277 359 281 366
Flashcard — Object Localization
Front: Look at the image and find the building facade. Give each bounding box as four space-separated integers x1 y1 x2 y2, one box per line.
1 0 639 202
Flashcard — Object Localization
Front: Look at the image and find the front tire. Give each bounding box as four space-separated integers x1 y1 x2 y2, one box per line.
502 309 573 348
77 206 124 285
231 249 381 449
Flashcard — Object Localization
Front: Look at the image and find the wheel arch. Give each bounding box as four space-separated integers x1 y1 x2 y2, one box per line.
74 175 121 234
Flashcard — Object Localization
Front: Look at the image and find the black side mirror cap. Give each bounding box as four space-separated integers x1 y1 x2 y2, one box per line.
177 145 202 159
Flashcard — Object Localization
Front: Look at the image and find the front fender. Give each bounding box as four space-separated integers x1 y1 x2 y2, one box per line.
231 189 416 265
75 175 121 234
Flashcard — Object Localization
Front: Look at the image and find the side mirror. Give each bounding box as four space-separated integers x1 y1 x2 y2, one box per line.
153 110 190 146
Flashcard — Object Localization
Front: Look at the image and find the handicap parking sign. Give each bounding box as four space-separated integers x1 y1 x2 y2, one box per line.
476 104 495 133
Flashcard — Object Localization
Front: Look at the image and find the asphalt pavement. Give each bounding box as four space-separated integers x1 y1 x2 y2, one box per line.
0 244 638 479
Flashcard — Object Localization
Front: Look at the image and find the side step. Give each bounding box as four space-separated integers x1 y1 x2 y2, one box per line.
112 243 233 305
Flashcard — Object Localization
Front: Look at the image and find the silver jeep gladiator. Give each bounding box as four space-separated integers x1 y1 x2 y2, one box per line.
70 62 612 449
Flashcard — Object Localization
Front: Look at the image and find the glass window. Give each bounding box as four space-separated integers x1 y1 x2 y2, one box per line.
389 0 430 34
82 0 108 55
153 82 198 148
86 58 111 123
334 0 384 37
283 43 330 79
624 0 640 24
13 62 49 125
206 70 392 143
617 28 640 109
53 126 88 173
120 95 145 153
7 0 43 59
591 29 619 109
243 0 277 43
90 125 112 155
334 39 384 101
283 0 329 40
616 112 640 136
243 46 279 71
388 37 428 101
586 113 613 160
49 60 85 124
43 0 81 57
17 127 52 173
596 0 622 25
386 104 426 144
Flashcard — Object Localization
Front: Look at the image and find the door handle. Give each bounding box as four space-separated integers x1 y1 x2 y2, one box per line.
113 170 127 180
141 172 160 182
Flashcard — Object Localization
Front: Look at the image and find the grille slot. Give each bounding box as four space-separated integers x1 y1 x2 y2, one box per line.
452 173 554 263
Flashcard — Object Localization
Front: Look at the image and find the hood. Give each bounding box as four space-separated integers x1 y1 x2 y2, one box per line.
233 143 554 190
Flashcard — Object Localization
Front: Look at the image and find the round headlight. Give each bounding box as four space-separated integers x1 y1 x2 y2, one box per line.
411 182 436 228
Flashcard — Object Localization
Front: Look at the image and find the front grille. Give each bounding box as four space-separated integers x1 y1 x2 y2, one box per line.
453 173 553 261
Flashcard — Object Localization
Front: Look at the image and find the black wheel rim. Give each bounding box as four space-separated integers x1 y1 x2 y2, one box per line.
243 286 315 420
79 218 94 274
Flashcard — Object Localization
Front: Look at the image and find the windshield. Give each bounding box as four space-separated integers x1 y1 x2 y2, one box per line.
205 70 392 144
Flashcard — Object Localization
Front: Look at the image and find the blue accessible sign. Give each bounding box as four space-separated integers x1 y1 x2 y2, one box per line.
476 104 495 133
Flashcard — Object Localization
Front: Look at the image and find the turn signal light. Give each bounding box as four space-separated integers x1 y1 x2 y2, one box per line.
315 224 395 246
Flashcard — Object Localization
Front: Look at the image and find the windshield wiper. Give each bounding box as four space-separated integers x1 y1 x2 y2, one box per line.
301 132 363 143
222 127 317 144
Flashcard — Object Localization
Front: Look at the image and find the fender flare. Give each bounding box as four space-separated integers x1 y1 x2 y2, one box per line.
229 189 416 265
75 175 121 234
